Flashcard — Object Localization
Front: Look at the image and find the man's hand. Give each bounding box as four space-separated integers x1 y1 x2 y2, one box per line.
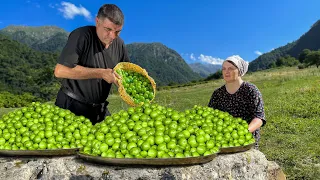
101 69 121 86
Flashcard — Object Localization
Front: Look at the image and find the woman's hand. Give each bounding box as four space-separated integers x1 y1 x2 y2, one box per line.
248 118 263 133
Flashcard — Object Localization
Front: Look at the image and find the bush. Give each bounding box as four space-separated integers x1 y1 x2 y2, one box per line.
205 70 222 81
0 91 40 108
297 64 306 69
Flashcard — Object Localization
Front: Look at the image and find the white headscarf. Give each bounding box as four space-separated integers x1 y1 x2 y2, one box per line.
224 55 249 76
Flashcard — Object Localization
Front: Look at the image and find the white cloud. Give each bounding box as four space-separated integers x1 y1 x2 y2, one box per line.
254 50 263 55
198 54 224 65
190 53 196 60
271 48 275 51
58 1 92 21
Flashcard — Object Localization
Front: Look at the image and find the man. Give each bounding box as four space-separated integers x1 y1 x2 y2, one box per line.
54 4 130 124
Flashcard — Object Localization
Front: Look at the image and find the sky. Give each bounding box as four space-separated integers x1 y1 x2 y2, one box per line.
0 0 320 65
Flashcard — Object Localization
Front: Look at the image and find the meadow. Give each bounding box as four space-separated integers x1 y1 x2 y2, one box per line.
107 66 320 179
1 66 319 179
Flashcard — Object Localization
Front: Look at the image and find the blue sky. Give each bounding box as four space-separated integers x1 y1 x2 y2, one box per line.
0 0 319 64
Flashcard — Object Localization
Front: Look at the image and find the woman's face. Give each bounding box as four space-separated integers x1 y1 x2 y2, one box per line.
222 61 240 83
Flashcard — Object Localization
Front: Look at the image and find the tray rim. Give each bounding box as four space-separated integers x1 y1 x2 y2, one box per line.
218 143 255 154
77 151 219 166
0 148 80 156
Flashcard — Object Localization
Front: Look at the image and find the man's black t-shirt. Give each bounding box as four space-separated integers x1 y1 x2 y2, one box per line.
58 26 130 103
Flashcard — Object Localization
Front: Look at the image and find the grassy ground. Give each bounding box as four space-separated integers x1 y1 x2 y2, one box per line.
1 66 319 179
0 108 16 117
108 66 320 180
253 68 320 179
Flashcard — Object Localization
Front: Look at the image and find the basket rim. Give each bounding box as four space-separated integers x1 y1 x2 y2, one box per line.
114 62 157 107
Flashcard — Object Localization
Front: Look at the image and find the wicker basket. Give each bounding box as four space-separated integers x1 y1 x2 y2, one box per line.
114 62 156 107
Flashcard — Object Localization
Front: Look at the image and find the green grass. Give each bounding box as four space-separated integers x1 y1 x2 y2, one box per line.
1 66 319 179
255 68 320 179
0 108 16 117
109 66 320 179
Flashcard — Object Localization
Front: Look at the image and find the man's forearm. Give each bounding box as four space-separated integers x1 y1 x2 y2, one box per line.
54 64 104 80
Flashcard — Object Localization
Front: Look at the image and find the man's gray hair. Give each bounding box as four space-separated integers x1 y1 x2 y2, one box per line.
97 4 124 25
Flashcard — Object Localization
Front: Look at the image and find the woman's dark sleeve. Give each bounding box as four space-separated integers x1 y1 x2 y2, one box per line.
250 86 266 126
208 90 217 109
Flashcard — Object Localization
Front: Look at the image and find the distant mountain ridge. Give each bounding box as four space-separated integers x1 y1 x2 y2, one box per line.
0 25 69 52
249 19 320 71
188 63 221 78
126 43 202 85
287 20 320 57
4 18 319 87
0 25 202 87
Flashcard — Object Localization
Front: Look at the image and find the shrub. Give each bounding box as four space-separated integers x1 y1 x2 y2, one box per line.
297 64 306 69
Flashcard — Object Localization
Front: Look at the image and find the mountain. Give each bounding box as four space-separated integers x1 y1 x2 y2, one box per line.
249 19 320 72
0 25 202 86
287 20 320 57
0 33 60 100
248 42 296 71
189 63 221 78
0 25 69 53
126 43 202 86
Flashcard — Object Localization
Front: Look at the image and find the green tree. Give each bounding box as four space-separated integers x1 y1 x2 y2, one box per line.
275 55 299 67
205 70 222 81
284 55 299 67
0 34 60 101
298 49 311 63
304 50 320 68
276 57 285 67
268 62 277 68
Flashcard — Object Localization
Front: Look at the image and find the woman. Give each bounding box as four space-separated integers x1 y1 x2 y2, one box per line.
208 55 266 149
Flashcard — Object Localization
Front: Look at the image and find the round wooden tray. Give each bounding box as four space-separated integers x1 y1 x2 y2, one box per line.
219 143 255 154
0 148 79 156
77 152 219 166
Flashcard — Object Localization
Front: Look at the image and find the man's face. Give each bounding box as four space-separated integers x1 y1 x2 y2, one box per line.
96 17 123 47
222 61 240 83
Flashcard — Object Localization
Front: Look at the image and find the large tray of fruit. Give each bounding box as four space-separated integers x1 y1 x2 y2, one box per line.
0 102 91 157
